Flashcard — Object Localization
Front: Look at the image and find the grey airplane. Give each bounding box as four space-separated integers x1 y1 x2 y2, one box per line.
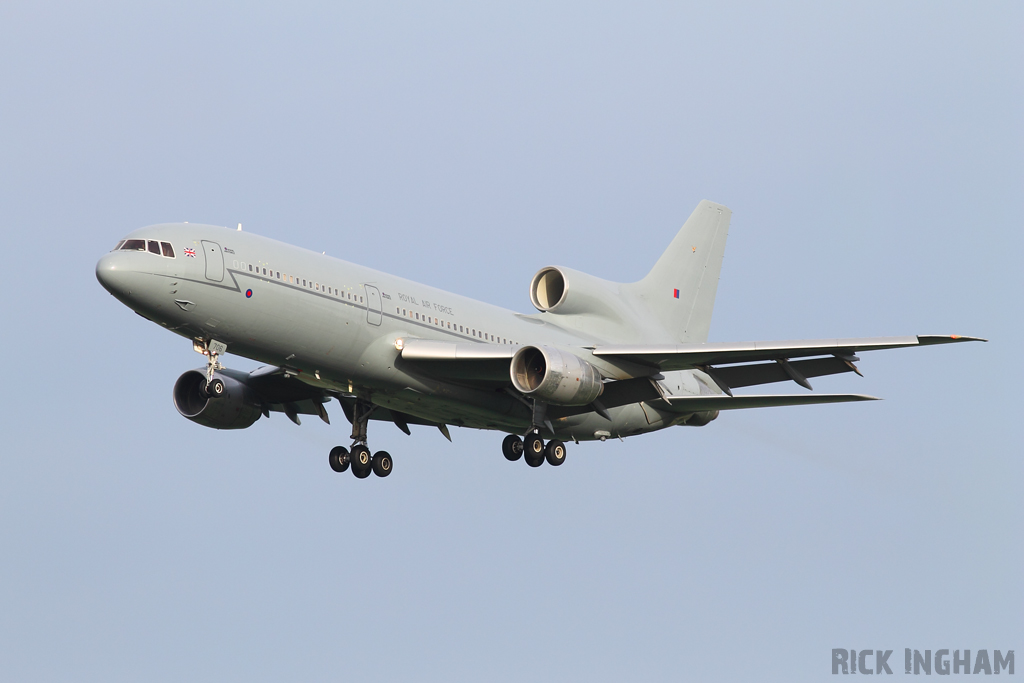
95 200 983 479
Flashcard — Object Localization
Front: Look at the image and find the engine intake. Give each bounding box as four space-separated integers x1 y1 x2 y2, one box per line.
510 346 603 406
530 267 568 311
173 370 262 430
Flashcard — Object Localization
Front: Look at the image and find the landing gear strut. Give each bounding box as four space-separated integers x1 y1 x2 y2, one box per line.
328 398 393 478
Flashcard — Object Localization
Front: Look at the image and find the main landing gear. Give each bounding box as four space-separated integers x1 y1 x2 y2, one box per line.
502 433 566 468
328 399 393 479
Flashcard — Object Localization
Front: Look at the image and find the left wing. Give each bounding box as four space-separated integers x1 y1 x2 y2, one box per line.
398 339 516 388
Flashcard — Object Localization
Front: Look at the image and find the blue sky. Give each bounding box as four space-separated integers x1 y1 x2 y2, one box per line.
1 3 1020 681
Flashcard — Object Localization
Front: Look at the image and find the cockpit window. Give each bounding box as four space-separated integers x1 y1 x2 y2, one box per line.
147 240 161 255
112 240 125 251
160 242 175 258
121 239 146 251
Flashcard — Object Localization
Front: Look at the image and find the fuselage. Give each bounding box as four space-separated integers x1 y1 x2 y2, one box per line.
96 223 708 441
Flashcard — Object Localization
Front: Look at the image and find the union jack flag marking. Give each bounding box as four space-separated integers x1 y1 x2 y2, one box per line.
184 247 196 258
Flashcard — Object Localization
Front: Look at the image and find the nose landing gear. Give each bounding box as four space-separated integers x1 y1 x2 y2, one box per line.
194 339 227 399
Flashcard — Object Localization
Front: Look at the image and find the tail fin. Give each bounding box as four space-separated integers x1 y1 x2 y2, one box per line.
629 200 731 343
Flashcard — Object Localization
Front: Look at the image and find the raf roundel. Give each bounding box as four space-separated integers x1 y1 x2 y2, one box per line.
245 289 253 298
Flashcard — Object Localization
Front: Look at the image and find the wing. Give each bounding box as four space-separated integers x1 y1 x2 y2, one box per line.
593 334 985 393
220 366 332 425
398 339 516 388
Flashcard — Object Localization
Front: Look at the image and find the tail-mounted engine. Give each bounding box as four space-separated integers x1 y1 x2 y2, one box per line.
173 370 262 430
510 345 604 406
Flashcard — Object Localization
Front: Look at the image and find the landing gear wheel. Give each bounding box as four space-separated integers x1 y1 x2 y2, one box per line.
329 446 350 473
524 433 545 467
351 445 372 479
502 434 524 461
372 451 393 477
544 439 566 466
203 378 225 398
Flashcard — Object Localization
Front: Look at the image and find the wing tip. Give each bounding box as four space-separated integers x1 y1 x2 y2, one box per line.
917 334 987 345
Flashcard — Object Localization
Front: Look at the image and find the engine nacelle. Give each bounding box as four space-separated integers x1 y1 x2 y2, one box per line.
173 370 262 430
529 266 633 320
510 345 604 406
682 410 719 427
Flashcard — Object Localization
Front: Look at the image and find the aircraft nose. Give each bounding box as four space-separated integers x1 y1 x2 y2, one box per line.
95 252 133 296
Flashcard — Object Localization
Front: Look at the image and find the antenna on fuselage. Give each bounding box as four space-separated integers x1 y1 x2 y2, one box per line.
237 223 242 231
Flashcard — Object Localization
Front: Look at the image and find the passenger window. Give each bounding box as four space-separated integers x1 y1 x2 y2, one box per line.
263 268 267 276
302 279 306 286
249 265 254 272
415 313 419 320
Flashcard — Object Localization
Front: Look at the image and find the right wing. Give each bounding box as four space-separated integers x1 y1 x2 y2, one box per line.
593 334 985 393
592 334 984 369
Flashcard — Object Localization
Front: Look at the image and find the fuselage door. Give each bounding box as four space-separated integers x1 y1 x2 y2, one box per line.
364 285 382 326
201 240 224 282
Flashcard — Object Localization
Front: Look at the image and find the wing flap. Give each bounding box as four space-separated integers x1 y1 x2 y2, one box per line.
713 356 857 389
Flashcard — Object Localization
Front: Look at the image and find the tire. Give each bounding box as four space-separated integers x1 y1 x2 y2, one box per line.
329 446 350 473
544 439 566 466
372 451 393 477
524 434 545 467
351 445 372 479
502 434 524 461
207 378 225 398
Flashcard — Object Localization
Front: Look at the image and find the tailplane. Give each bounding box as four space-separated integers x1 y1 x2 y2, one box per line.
626 200 731 343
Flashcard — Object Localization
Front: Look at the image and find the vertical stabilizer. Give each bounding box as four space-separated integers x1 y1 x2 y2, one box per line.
628 200 731 343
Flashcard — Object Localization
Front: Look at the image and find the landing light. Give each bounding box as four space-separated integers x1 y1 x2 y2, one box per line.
394 338 405 351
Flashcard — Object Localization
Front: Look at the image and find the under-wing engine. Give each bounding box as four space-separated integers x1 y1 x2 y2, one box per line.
173 370 263 429
510 345 604 406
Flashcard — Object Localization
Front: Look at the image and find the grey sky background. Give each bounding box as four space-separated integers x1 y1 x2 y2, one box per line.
1 2 1020 681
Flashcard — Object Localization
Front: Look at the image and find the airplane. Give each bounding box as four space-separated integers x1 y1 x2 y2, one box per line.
95 200 984 479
